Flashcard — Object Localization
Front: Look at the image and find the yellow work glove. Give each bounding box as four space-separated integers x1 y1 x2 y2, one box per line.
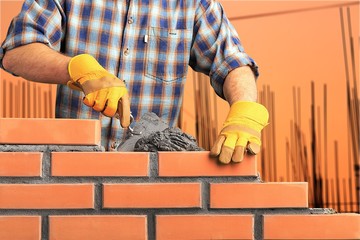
210 101 269 164
67 54 130 128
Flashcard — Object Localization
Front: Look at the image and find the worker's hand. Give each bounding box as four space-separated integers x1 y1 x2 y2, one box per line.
210 101 269 164
67 54 130 128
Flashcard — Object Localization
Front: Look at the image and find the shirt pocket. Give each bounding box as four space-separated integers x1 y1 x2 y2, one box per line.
145 27 192 83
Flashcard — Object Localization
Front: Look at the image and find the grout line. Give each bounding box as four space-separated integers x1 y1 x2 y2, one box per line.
147 213 155 240
202 181 210 211
149 152 158 179
0 208 324 216
94 183 103 211
42 150 51 179
254 213 264 240
42 215 49 240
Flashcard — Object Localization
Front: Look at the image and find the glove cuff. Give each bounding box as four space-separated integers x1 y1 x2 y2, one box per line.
225 101 269 131
68 54 109 84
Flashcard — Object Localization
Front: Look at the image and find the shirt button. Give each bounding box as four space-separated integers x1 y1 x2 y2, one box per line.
124 48 130 56
128 17 134 24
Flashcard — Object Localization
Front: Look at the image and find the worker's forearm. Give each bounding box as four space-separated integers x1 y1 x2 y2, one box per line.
2 43 71 85
223 66 257 105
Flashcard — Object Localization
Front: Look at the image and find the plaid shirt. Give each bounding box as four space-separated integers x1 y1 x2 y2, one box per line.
0 0 258 150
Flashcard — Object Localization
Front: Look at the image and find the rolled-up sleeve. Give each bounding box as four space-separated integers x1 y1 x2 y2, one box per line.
0 0 65 70
190 0 258 99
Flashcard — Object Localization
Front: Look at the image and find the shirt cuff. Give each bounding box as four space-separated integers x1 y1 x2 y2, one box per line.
210 52 259 99
0 47 19 76
0 47 6 71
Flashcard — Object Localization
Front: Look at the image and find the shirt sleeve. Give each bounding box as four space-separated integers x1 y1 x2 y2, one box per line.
0 0 65 71
190 0 259 99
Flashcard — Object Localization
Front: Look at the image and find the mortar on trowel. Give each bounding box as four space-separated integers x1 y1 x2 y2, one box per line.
117 112 203 152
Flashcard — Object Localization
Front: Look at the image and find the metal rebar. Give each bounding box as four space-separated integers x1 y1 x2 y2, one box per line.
334 141 341 212
323 84 329 208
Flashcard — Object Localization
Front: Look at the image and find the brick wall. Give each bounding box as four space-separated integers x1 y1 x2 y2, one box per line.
0 118 359 240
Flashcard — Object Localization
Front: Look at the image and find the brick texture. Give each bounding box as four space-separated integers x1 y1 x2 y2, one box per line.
0 118 359 240
49 215 147 240
0 152 42 177
158 151 257 176
263 214 360 239
0 184 94 209
210 182 308 208
103 183 201 208
0 216 41 240
51 152 149 176
0 118 101 145
156 215 253 240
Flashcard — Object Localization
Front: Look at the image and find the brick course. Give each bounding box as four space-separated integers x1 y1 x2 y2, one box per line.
103 183 201 208
0 118 101 145
0 184 94 209
158 151 257 176
0 118 359 239
210 182 308 208
51 152 149 176
49 216 147 240
263 214 360 239
0 216 41 240
156 215 253 240
0 152 42 177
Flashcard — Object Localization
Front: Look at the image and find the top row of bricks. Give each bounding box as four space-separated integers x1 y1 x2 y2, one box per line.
0 118 257 176
0 118 101 145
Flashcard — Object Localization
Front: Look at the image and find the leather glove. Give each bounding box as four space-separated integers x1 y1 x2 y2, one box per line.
67 54 130 128
210 101 269 164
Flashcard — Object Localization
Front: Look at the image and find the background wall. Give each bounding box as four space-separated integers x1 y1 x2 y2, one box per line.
0 0 56 118
0 0 359 212
182 0 360 213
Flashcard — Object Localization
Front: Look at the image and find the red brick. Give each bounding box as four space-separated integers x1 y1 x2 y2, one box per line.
0 152 42 177
0 118 101 145
264 214 360 239
49 215 147 240
0 216 41 240
103 183 201 208
159 151 257 177
0 184 94 209
156 215 253 240
210 182 308 208
51 152 149 176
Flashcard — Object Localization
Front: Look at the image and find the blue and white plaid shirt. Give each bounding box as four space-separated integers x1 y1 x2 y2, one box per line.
0 0 258 150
